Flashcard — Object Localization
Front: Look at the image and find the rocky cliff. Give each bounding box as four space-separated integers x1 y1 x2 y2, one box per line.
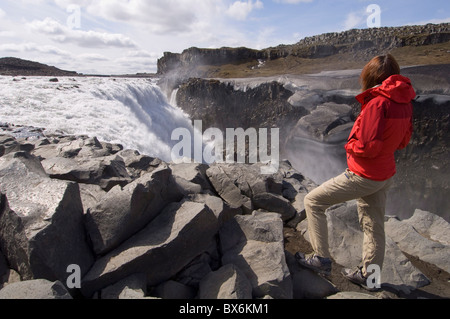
157 23 450 78
175 79 308 157
158 47 264 75
285 23 450 57
0 124 449 300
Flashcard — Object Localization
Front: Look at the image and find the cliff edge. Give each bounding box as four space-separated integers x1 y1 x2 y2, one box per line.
157 23 450 79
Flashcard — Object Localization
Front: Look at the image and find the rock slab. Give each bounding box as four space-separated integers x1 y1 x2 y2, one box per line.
81 201 219 297
220 212 293 299
85 165 183 255
0 279 72 299
0 152 94 284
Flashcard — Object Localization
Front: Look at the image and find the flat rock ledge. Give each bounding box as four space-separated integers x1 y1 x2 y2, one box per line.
0 124 448 300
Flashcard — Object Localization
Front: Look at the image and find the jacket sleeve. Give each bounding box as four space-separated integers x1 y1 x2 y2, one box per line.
345 101 385 158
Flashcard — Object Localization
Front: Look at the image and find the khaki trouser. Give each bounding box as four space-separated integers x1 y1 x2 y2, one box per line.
304 169 393 276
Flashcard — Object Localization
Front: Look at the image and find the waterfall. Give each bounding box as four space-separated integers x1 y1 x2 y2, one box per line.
0 76 195 162
169 88 179 107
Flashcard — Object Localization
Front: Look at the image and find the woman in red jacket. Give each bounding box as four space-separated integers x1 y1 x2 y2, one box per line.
296 54 415 291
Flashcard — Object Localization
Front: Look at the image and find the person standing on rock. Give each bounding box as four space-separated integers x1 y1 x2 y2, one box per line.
296 54 416 291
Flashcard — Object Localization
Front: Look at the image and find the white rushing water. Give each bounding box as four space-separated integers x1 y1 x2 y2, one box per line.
0 76 196 162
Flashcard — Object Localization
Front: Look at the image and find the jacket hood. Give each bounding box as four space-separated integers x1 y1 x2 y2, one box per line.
357 75 416 105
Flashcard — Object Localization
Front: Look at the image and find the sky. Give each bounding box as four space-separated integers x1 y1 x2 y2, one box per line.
0 0 449 75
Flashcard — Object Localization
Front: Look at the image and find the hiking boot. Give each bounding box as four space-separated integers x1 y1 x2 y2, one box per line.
341 267 380 292
295 252 332 276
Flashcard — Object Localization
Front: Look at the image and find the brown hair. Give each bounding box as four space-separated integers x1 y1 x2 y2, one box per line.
360 54 401 91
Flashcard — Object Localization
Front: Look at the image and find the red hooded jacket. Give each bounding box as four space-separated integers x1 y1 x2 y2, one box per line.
345 75 416 181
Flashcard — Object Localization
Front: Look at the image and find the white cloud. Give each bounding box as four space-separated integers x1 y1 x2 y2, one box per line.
0 31 16 38
28 17 137 48
125 50 160 59
226 0 264 21
51 0 203 34
77 53 109 61
343 11 364 30
18 0 274 53
0 42 71 56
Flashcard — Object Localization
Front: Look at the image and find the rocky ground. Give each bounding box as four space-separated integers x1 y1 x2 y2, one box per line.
284 228 450 299
0 123 448 300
